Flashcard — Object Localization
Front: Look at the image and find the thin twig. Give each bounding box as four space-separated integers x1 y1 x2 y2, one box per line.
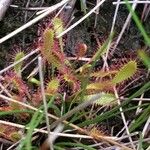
67 56 91 62
38 56 52 149
113 87 136 150
142 116 150 137
143 5 150 21
21 55 39 73
36 2 67 15
94 0 101 28
113 1 150 5
0 82 12 97
7 141 20 150
0 0 13 21
10 5 49 11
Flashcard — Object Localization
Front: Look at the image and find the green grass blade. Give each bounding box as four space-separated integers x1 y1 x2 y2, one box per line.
138 50 150 69
54 145 65 150
56 142 96 150
129 104 150 132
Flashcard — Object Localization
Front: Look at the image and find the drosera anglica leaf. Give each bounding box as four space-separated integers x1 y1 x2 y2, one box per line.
14 51 25 77
42 29 54 57
84 92 116 106
42 29 63 68
52 17 64 51
86 81 114 93
10 131 22 142
63 72 80 92
52 17 64 37
90 70 117 78
5 72 28 96
46 78 60 96
95 92 116 106
112 61 137 84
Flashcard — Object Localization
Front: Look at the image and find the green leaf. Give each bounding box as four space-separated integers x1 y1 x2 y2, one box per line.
80 0 87 14
42 29 54 56
90 70 117 78
138 132 144 150
56 142 96 150
129 104 150 132
14 51 25 77
52 17 64 37
138 50 150 69
84 92 116 106
52 17 64 51
17 96 55 150
46 78 60 95
28 77 40 85
10 132 22 142
42 29 63 68
86 81 113 92
112 61 137 84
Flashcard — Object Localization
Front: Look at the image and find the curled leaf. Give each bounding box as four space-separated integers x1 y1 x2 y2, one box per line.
76 43 87 58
